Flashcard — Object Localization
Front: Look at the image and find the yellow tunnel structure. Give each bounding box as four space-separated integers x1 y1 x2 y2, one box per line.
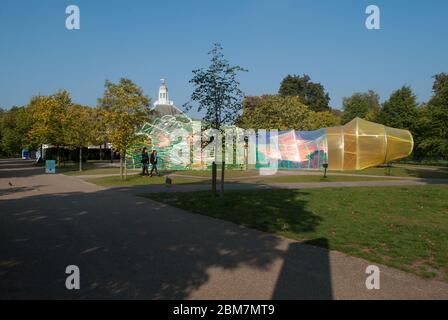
326 118 414 170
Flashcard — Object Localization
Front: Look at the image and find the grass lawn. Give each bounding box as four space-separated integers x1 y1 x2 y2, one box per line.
334 165 448 179
87 174 205 187
54 161 120 176
239 175 386 184
172 169 260 178
143 185 448 282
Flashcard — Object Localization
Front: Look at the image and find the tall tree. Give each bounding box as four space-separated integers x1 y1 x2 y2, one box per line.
279 74 330 112
90 107 109 160
27 92 69 162
341 90 380 124
418 73 448 158
63 104 94 171
185 43 247 128
98 78 151 180
0 106 33 156
376 86 418 131
184 43 247 196
239 95 314 130
239 95 339 130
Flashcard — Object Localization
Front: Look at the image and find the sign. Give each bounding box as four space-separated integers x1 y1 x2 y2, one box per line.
45 160 56 174
21 149 30 160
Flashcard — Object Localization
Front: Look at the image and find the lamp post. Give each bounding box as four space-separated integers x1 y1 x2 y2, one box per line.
323 163 328 178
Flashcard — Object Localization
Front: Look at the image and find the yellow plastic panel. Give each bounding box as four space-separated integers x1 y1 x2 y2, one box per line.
326 118 413 171
326 126 343 170
385 127 414 162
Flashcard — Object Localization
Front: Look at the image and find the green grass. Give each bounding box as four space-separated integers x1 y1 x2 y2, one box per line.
172 169 260 178
239 174 386 184
143 185 448 282
334 165 448 179
87 174 205 187
64 167 123 176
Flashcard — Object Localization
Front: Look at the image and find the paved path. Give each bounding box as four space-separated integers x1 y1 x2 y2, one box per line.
1 158 448 299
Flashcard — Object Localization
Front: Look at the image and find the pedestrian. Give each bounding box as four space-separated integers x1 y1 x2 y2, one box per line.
150 149 160 177
141 147 149 176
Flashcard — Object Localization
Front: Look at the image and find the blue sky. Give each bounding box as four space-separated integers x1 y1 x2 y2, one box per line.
1 0 447 118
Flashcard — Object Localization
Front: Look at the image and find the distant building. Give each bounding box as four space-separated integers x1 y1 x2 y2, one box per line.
152 79 183 118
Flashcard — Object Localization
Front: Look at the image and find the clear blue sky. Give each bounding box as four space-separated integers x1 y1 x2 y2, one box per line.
1 0 447 118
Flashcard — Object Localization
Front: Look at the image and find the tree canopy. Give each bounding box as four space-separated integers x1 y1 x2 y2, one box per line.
238 95 339 131
416 73 448 158
184 43 247 130
98 78 151 179
341 90 380 124
376 86 418 131
279 74 331 112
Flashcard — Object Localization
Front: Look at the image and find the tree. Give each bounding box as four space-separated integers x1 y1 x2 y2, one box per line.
63 104 94 171
341 90 380 124
239 95 314 130
279 74 330 112
238 95 339 131
184 43 247 196
417 73 448 158
376 86 418 131
0 106 33 156
309 110 341 129
90 107 109 160
98 78 151 180
27 91 70 163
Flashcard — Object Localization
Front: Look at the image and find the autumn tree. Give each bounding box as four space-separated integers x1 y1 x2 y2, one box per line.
90 107 109 160
27 92 69 163
0 106 33 156
63 104 95 171
98 78 151 180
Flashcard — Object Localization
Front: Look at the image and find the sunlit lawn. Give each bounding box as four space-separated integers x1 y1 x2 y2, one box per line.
333 165 448 179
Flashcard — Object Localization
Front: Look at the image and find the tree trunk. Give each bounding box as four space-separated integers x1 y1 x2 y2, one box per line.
124 149 127 179
220 161 225 197
120 151 124 180
99 144 103 161
211 162 217 197
79 147 83 172
56 146 60 167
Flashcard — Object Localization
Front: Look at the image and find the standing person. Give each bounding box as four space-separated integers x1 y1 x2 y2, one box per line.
150 149 159 177
141 148 149 176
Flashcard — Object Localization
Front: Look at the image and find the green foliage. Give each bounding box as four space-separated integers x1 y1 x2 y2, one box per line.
341 90 380 124
63 104 95 171
238 95 339 130
416 73 448 158
27 91 71 149
376 86 418 131
279 74 330 112
184 43 247 130
98 78 151 179
0 106 33 155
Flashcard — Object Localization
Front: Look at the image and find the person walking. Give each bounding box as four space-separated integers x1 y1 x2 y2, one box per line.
150 149 159 177
141 148 149 176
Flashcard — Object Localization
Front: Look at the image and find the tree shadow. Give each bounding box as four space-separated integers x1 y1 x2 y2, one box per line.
0 184 333 299
272 238 332 299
